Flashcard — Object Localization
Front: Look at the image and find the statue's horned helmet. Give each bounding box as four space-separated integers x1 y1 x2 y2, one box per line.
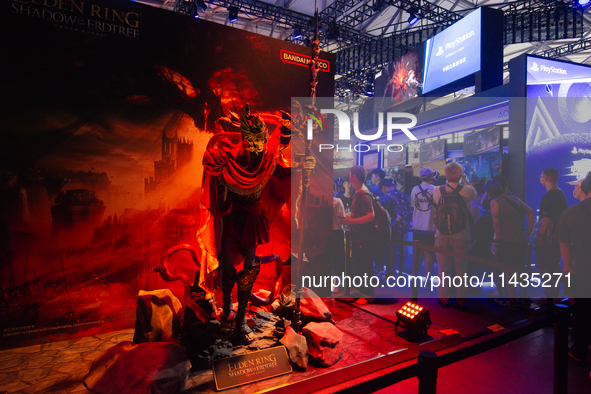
240 104 268 154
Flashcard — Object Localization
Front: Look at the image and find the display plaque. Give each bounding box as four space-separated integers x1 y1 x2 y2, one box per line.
212 346 292 391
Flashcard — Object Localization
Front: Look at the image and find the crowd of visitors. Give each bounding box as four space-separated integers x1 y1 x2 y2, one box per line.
332 162 591 369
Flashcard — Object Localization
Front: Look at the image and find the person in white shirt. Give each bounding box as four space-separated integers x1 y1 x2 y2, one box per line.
432 162 478 311
410 167 437 278
331 183 346 292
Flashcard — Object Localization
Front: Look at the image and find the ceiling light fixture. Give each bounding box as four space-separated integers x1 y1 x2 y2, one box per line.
407 7 419 25
228 6 238 23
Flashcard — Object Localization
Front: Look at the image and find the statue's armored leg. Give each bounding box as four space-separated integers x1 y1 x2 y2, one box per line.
234 265 259 342
220 266 237 332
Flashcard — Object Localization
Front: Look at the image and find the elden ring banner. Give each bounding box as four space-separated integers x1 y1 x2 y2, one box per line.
0 0 334 347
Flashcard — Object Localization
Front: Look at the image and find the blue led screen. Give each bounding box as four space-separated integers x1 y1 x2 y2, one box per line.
422 8 481 94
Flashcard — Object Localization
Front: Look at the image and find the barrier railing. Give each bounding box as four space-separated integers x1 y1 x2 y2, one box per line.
342 226 558 312
333 304 570 394
332 228 571 393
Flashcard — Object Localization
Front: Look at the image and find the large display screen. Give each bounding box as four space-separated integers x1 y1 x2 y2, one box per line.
463 126 501 156
422 8 481 94
407 141 421 164
419 139 447 162
362 152 380 170
386 146 407 166
525 56 591 210
375 48 424 112
455 152 501 183
334 149 356 169
384 166 406 193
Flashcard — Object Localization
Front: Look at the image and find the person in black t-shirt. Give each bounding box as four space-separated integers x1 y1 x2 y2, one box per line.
536 168 568 299
336 177 355 215
342 166 375 304
558 172 591 366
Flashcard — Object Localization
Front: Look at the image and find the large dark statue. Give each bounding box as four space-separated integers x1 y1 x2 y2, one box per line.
197 104 292 342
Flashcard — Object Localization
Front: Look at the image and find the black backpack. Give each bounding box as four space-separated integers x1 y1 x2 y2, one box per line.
356 191 392 244
434 184 469 235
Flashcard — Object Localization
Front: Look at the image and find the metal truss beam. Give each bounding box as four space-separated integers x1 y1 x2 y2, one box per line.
318 0 462 31
283 0 463 44
198 0 313 29
535 36 591 59
171 0 591 97
335 2 586 78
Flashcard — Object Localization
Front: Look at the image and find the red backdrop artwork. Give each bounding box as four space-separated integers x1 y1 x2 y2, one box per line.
0 0 334 348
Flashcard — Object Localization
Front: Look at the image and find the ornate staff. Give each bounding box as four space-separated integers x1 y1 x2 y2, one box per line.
293 10 320 333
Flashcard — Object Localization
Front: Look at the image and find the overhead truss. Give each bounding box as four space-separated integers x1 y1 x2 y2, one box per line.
173 0 591 97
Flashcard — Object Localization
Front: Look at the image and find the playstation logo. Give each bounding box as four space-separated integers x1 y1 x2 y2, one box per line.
436 46 444 56
531 62 539 72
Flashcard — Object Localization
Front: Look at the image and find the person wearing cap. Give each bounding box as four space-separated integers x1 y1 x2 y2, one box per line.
568 178 586 201
431 169 440 185
410 167 437 279
379 178 412 275
486 180 534 310
379 178 412 230
557 171 591 366
370 168 386 199
481 174 517 211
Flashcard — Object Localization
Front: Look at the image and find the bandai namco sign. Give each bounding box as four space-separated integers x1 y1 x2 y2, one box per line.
280 49 330 72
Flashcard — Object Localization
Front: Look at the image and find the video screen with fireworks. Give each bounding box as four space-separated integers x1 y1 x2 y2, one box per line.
375 48 424 112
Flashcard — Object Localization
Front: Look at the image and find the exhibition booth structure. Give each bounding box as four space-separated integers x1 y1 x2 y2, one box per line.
0 1 589 393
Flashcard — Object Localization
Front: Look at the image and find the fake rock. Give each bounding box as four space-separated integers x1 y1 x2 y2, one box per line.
300 287 334 324
280 326 308 369
302 322 342 367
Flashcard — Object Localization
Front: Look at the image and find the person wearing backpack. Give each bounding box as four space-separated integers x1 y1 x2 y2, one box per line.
432 162 478 310
342 166 377 304
486 180 535 310
410 167 437 279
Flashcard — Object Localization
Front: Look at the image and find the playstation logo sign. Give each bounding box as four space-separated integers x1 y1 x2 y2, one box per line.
436 46 444 56
530 62 539 72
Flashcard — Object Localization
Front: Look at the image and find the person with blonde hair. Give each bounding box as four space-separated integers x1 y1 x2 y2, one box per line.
432 162 478 311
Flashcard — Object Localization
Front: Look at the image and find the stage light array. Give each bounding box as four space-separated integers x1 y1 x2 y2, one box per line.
407 7 419 26
395 302 431 342
228 6 239 23
407 14 418 25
